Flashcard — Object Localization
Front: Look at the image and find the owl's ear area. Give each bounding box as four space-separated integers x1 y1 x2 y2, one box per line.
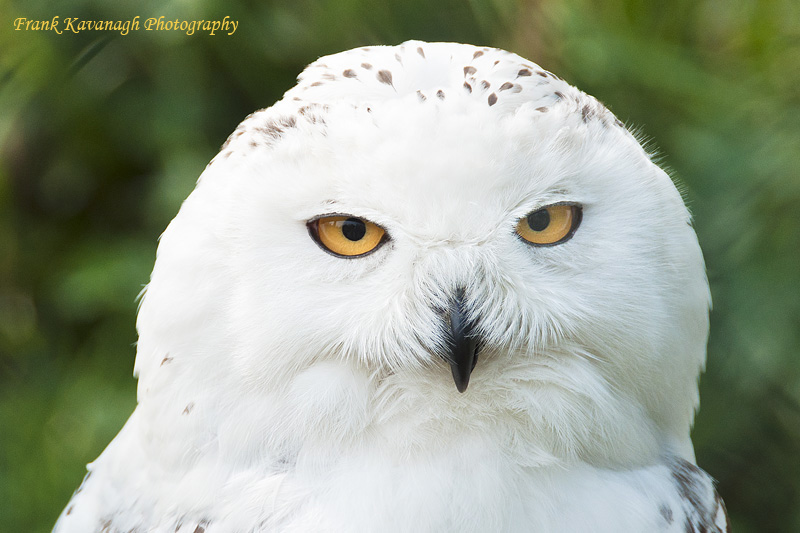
306 214 389 258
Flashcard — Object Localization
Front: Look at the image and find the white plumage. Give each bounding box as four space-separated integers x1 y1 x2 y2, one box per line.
54 41 728 532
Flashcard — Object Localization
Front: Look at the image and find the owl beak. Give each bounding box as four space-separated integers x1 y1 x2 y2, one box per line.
446 288 479 393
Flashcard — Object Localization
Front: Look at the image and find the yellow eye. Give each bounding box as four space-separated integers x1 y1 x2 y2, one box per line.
516 204 581 246
309 215 387 257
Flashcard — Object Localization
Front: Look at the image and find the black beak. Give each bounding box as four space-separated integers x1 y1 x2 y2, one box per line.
446 288 479 393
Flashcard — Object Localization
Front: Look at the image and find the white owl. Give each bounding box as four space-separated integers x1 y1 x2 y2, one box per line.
54 41 729 532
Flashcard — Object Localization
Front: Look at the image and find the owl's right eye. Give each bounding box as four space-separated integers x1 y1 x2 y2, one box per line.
307 215 387 258
515 203 582 246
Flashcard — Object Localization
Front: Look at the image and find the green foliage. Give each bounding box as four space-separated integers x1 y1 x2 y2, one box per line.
1 0 798 531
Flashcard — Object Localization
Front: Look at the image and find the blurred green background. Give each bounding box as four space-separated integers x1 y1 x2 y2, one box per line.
1 0 798 531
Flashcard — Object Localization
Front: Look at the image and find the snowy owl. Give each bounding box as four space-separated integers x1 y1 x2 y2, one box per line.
54 41 729 532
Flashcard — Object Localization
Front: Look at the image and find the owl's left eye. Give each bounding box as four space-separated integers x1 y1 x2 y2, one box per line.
516 204 582 246
307 215 387 258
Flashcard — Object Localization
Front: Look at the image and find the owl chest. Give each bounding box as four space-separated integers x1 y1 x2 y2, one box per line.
251 450 675 532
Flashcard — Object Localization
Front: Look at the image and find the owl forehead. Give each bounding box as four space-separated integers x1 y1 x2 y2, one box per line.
214 41 643 234
285 40 575 112
282 107 587 241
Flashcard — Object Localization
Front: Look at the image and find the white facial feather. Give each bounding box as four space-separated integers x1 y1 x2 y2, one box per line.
55 41 726 533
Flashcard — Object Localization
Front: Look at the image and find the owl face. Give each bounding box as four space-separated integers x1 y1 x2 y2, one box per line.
134 42 709 466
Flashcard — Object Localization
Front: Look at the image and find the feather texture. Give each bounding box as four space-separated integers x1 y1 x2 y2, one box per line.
54 41 726 533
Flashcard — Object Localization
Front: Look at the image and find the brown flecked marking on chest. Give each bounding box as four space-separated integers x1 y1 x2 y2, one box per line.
182 402 195 415
473 50 484 59
416 46 425 58
343 69 357 78
488 93 498 106
659 504 674 524
464 66 476 76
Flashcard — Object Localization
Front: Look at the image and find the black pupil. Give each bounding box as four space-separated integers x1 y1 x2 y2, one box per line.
342 218 367 241
527 209 550 232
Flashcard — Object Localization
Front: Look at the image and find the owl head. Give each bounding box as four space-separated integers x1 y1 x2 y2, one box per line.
132 41 710 469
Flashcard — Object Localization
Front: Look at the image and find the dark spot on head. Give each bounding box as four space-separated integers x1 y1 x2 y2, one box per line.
292 96 301 101
488 93 498 106
417 47 425 58
66 506 73 515
494 60 500 66
554 91 565 100
417 90 426 101
321 73 336 81
362 47 371 51
223 151 232 158
343 69 357 78
183 402 195 415
536 106 549 112
481 80 490 89
517 68 532 77
436 89 445 100
473 50 484 59
537 71 548 77
499 81 514 91
250 141 257 148
310 81 324 87
160 355 173 366
463 82 472 93
361 62 372 70
377 70 393 85
193 527 205 533
581 105 593 123
463 66 477 76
